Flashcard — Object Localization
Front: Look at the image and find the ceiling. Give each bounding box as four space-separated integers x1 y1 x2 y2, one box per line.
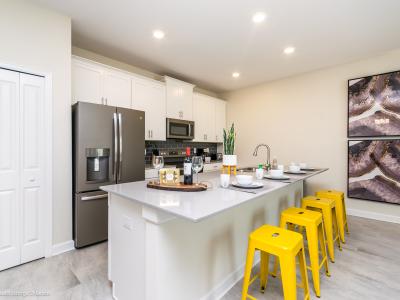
33 0 400 93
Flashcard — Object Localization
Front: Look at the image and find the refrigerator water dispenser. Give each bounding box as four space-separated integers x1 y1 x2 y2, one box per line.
86 148 110 182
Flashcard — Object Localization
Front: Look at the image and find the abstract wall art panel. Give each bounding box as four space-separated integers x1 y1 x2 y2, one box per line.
348 140 400 204
348 71 400 137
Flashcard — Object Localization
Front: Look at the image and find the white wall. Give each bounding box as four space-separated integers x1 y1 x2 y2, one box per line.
0 0 72 244
223 49 400 222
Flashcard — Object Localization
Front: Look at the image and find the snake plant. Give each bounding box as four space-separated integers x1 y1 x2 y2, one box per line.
223 123 236 155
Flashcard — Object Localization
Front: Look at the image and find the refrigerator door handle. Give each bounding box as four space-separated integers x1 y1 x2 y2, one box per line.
113 112 118 181
81 193 108 201
118 112 123 181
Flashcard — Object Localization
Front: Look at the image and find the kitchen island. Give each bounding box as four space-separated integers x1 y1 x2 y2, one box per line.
101 169 327 300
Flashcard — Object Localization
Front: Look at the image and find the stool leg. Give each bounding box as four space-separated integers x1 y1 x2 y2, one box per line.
280 254 297 300
318 223 330 277
298 247 310 300
272 218 288 277
322 207 335 262
241 241 255 300
342 199 350 234
335 199 345 243
260 251 270 293
305 225 321 297
332 208 342 251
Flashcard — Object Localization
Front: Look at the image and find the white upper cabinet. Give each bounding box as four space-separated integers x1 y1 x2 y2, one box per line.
103 70 132 109
72 57 131 108
165 76 195 120
72 59 103 104
214 99 226 143
193 93 226 143
193 93 215 142
132 77 166 141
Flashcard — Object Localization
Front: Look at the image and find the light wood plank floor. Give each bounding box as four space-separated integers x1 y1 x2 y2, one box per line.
0 216 399 299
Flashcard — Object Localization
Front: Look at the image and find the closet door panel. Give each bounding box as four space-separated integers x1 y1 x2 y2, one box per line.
0 69 20 271
19 74 45 264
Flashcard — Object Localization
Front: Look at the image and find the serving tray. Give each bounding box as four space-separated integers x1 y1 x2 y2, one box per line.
147 181 207 192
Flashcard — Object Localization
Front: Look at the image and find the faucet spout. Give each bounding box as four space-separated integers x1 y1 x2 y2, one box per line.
253 144 271 166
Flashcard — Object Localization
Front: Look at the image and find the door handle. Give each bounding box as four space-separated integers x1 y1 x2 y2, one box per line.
118 112 123 182
81 193 108 201
113 113 118 181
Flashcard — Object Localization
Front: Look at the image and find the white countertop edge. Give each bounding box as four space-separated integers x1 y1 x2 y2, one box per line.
101 168 328 222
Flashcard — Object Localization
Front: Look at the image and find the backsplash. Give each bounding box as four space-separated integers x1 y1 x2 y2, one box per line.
145 140 219 164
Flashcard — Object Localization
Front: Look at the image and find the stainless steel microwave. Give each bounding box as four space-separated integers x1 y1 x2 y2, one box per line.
166 118 194 140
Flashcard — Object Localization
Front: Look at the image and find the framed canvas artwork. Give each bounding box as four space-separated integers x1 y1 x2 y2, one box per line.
348 139 400 204
348 70 400 137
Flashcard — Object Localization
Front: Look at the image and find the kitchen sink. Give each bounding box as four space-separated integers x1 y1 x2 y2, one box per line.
237 167 257 173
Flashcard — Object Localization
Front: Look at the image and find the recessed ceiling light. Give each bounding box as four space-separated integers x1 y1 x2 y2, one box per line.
232 72 240 78
252 12 266 23
283 46 295 54
153 30 165 39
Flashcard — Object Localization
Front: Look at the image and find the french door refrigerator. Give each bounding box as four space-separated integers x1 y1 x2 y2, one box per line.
72 102 145 248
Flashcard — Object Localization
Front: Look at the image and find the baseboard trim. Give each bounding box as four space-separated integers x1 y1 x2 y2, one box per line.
200 253 260 300
52 240 75 256
347 208 400 224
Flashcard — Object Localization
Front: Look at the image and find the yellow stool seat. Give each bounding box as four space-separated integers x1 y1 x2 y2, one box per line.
273 207 330 297
301 196 341 263
242 225 310 300
316 190 349 243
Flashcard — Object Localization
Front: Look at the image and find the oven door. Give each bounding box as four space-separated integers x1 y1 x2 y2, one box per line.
166 118 194 139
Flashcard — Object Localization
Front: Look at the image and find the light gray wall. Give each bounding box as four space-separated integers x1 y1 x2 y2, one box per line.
223 49 400 222
0 0 72 244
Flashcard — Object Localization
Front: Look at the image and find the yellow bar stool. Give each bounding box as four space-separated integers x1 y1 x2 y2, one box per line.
242 225 310 300
273 207 330 298
301 196 342 263
316 190 349 243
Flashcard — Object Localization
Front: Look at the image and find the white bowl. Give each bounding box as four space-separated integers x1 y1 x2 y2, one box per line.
270 169 283 178
235 174 253 185
299 162 307 169
289 165 301 172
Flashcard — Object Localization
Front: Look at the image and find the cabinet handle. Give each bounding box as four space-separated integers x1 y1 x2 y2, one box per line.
205 134 207 141
106 98 108 105
216 135 218 141
101 97 104 105
151 130 153 138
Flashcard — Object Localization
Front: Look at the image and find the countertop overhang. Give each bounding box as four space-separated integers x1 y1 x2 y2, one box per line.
101 168 328 222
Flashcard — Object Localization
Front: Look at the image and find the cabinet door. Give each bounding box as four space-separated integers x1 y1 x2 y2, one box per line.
72 59 103 104
0 69 21 271
193 94 215 142
165 77 194 120
133 78 166 141
103 70 132 109
215 99 226 143
19 74 46 264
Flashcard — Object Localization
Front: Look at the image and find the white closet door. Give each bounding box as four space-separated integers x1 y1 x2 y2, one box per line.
19 74 45 264
0 69 20 271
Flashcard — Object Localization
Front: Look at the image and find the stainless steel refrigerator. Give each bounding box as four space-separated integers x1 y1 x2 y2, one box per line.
72 102 145 248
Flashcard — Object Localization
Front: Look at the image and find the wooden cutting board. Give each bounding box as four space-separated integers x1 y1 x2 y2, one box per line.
147 181 207 192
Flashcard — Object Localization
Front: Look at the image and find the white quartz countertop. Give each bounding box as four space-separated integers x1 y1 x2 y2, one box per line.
101 168 328 222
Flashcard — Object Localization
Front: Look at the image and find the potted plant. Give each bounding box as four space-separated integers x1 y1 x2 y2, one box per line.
223 123 237 166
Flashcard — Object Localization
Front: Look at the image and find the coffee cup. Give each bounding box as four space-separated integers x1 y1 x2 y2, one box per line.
270 169 283 178
289 165 301 172
220 174 230 188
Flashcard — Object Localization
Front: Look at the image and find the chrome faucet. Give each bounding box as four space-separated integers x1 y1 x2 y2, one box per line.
253 144 271 166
